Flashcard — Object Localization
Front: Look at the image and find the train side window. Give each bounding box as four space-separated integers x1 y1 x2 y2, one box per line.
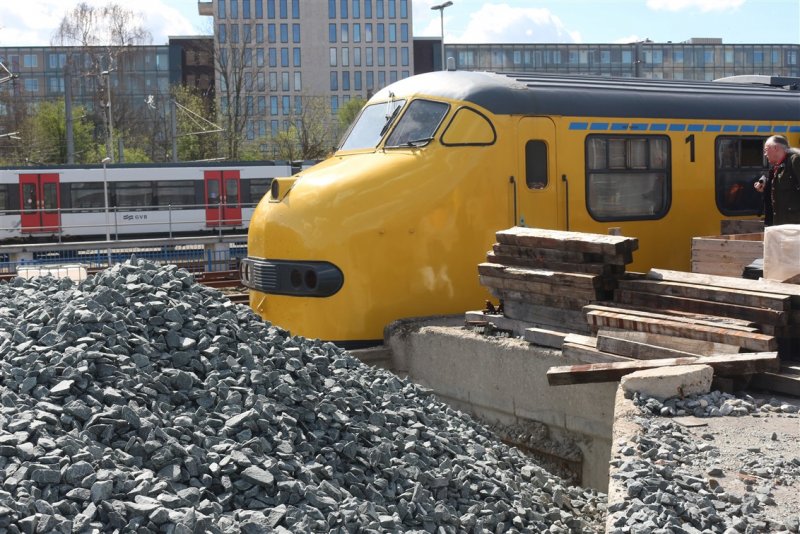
248 179 273 205
715 136 766 216
157 180 196 208
585 135 671 221
440 107 496 146
525 140 547 189
0 185 10 212
69 183 105 210
116 181 153 209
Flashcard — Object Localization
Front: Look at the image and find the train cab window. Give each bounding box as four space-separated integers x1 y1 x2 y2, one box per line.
586 135 671 221
115 182 153 209
338 98 406 151
525 141 548 189
440 107 496 146
69 183 105 209
157 181 196 208
715 137 766 215
385 99 449 148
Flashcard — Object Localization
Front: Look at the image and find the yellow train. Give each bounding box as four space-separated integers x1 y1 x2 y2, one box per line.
242 71 800 347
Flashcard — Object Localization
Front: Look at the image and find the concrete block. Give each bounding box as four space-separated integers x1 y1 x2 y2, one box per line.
620 364 713 401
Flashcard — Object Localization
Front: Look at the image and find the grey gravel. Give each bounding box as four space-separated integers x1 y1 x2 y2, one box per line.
0 258 606 533
608 391 800 534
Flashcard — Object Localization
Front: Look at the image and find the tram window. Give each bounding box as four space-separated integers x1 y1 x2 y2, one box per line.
715 136 766 216
43 182 57 210
115 182 153 208
69 183 105 210
525 140 548 189
586 135 671 221
247 179 273 204
157 181 195 208
226 179 239 208
385 99 449 147
440 107 495 146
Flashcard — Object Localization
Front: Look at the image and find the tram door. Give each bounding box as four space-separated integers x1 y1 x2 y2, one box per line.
204 170 242 226
19 173 61 233
515 117 563 229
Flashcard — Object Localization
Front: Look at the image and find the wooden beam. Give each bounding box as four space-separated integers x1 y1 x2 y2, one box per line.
617 278 790 311
585 309 776 352
547 352 779 386
749 366 800 397
482 286 600 310
648 268 800 306
487 251 623 276
584 303 759 332
596 328 741 355
561 342 634 364
613 289 788 326
479 263 605 289
495 227 638 256
596 334 702 359
524 327 570 348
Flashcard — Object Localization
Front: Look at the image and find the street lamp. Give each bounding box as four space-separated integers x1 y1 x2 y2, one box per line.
101 156 112 266
101 69 115 162
431 1 453 71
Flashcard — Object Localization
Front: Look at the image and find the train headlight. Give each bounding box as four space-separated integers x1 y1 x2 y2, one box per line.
240 257 343 297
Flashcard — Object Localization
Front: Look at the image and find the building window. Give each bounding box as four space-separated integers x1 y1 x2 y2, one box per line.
279 0 287 18
377 47 385 66
281 48 289 67
329 24 336 43
293 48 301 67
244 25 252 43
292 24 300 43
378 70 385 86
388 0 396 17
365 24 373 42
354 71 362 90
24 78 39 92
48 77 65 93
353 0 361 18
256 24 264 42
231 0 239 18
400 0 407 17
48 53 66 69
294 72 302 91
342 47 350 67
270 96 278 115
341 24 349 43
342 71 350 90
292 0 299 18
365 0 372 18
353 23 361 43
331 95 339 113
340 0 348 18
256 0 263 17
282 95 290 115
243 0 251 18
376 0 384 18
280 23 288 43
329 0 336 18
389 47 397 66
257 72 266 91
219 0 226 18
400 23 408 42
257 48 265 66
586 135 671 221
269 48 277 67
268 24 276 42
282 72 290 90
218 24 227 43
354 47 362 66
330 48 337 66
366 71 374 89
389 23 396 42
330 71 338 90
366 47 373 66
267 0 275 18
377 23 384 42
244 48 253 67
401 47 408 66
269 71 278 90
23 54 37 68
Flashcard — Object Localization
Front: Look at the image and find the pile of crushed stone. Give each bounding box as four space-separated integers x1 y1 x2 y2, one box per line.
0 258 606 533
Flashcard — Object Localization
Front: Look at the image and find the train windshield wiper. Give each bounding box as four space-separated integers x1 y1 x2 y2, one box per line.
379 105 402 137
403 137 434 147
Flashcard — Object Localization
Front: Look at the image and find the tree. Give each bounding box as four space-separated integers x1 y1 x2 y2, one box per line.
270 95 336 161
338 97 367 131
18 99 100 164
214 31 252 160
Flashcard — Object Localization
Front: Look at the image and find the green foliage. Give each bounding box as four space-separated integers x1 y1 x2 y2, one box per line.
338 97 367 131
22 99 99 164
173 85 221 161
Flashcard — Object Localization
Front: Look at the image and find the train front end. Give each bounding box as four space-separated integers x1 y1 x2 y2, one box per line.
241 76 505 346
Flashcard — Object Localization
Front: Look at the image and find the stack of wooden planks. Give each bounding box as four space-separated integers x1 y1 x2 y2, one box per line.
478 227 638 334
691 233 763 277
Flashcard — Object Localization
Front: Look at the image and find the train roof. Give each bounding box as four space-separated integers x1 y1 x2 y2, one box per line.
373 71 800 122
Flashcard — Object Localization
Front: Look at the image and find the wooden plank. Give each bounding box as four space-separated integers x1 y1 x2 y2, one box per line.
584 303 759 332
547 352 779 386
585 309 776 352
492 244 592 264
613 289 788 326
596 328 741 355
720 221 764 235
564 333 597 347
561 342 634 364
648 269 800 304
479 263 605 289
504 299 590 333
691 261 751 277
616 278 790 311
486 288 598 311
479 275 605 302
495 227 639 256
749 370 800 397
596 334 702 359
487 251 623 276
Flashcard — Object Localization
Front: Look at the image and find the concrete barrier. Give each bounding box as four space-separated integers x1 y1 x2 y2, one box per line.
383 321 618 490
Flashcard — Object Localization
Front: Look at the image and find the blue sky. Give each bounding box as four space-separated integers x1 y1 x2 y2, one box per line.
0 0 798 46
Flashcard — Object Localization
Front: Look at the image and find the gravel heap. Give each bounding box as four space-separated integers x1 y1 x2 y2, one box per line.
0 258 606 533
608 392 800 534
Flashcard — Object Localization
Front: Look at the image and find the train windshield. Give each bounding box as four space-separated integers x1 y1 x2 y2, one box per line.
385 99 449 148
339 99 406 151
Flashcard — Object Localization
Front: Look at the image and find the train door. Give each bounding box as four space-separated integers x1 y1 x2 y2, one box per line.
515 117 563 229
204 170 242 226
19 173 60 233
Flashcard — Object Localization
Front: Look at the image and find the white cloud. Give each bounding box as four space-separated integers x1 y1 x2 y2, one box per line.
420 3 581 44
646 0 746 12
613 34 644 44
0 0 201 46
